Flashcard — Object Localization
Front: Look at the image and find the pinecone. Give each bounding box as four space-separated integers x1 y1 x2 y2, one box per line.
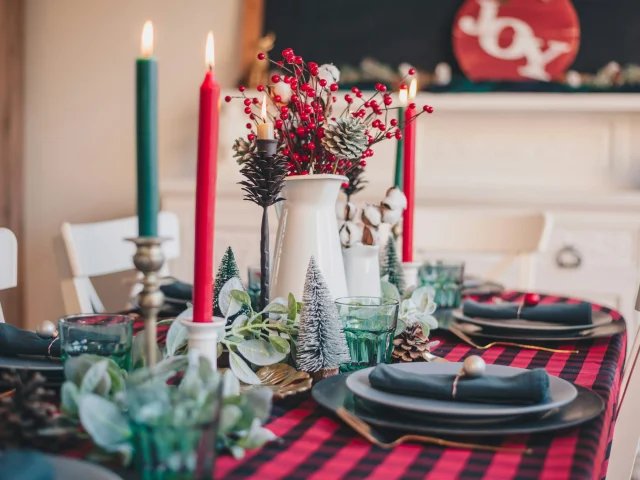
232 137 257 164
0 371 58 450
238 153 288 208
392 325 431 362
321 118 368 160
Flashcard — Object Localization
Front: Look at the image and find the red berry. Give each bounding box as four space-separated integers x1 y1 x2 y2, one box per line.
524 293 541 306
294 56 303 64
345 94 353 103
360 160 367 167
379 124 386 131
307 142 315 150
351 87 359 93
364 101 371 108
296 126 306 136
224 95 232 103
274 95 282 103
248 133 255 141
271 74 281 83
390 119 398 127
408 68 416 75
356 91 363 98
275 119 284 129
252 97 259 104
257 53 266 60
292 153 300 161
332 96 337 102
282 48 293 57
409 103 416 109
257 85 265 92
395 130 402 140
244 98 251 106
384 97 393 106
330 83 339 92
250 114 255 120
424 105 434 114
301 170 309 175
277 60 284 67
375 83 387 92
244 107 251 114
280 112 289 120
319 79 327 87
308 122 316 129
283 148 290 156
280 106 289 114
372 119 380 127
368 136 375 144
385 132 393 139
246 123 252 129
239 86 245 92
342 182 349 189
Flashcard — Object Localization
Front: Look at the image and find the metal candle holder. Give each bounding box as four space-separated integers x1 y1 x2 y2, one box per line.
127 236 167 367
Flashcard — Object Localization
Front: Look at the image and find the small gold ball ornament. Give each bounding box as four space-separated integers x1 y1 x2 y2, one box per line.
462 355 486 378
36 320 57 339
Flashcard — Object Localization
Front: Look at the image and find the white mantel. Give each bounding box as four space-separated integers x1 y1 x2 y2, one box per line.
162 91 640 337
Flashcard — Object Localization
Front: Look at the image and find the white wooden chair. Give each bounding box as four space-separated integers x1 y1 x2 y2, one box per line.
412 212 552 290
0 228 18 323
608 325 640 480
60 212 181 314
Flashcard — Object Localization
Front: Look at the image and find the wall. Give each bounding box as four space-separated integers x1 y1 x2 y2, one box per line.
24 0 242 328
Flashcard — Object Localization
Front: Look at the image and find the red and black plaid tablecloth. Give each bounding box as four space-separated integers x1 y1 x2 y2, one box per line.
181 292 623 480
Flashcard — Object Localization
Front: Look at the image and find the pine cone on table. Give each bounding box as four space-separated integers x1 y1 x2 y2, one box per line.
321 118 368 160
392 325 431 362
0 371 58 450
232 137 257 164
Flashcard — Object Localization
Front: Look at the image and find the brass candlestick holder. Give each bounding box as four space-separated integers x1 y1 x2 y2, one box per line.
127 237 167 367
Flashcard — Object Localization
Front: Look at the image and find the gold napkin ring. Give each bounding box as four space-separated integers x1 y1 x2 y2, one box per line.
516 301 524 319
452 369 465 399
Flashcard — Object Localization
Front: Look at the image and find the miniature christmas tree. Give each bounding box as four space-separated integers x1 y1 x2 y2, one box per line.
296 256 351 378
381 237 405 294
213 246 242 317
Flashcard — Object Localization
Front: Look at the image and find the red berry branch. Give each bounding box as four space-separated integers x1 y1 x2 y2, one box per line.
229 48 433 178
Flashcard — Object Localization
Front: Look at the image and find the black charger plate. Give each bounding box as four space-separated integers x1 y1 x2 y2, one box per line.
451 319 626 342
312 375 604 436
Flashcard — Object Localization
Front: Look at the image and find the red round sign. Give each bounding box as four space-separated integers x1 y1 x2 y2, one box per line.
453 0 580 82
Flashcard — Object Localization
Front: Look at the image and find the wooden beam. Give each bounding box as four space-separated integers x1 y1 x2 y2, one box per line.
240 0 265 83
0 0 24 327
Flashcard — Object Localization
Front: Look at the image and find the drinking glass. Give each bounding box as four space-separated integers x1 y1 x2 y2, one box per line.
127 373 223 480
419 261 465 309
247 266 261 311
58 314 133 370
336 297 399 372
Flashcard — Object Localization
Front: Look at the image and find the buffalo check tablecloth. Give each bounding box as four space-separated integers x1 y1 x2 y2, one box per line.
73 292 627 480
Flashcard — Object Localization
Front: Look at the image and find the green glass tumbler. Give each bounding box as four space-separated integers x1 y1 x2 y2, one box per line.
58 314 133 370
336 297 399 372
419 261 465 309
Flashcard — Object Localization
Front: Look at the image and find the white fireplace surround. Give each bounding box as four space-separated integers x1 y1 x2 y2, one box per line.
162 91 640 345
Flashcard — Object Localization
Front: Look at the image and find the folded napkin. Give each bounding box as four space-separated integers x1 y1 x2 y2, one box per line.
369 364 549 405
161 278 193 302
0 324 61 358
462 300 592 326
0 451 54 480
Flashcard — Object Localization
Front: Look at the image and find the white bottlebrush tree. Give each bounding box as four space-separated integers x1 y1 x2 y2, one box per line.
296 256 351 373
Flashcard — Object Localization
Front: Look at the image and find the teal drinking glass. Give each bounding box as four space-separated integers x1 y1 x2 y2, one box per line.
58 314 133 370
336 297 399 372
419 261 465 309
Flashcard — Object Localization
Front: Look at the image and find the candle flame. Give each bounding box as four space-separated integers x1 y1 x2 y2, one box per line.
261 95 267 121
398 85 408 106
205 32 215 69
409 78 417 100
141 21 154 58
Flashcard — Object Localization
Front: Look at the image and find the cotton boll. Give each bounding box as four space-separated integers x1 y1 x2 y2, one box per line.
336 202 346 222
272 81 292 103
381 207 403 226
339 221 362 247
434 63 451 86
361 204 382 228
336 202 358 222
317 64 340 84
362 225 379 246
383 187 407 211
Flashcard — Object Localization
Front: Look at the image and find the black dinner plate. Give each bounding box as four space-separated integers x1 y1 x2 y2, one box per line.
0 355 64 388
312 375 604 436
451 318 626 342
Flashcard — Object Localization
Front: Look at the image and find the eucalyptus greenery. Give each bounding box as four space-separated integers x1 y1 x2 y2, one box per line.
381 278 439 338
59 352 275 465
173 277 300 385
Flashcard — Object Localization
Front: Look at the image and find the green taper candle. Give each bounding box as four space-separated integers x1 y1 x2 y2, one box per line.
136 20 159 237
394 105 405 188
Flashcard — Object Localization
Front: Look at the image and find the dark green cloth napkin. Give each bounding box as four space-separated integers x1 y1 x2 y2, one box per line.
0 324 61 358
0 451 54 480
462 300 592 326
161 278 192 302
369 364 550 405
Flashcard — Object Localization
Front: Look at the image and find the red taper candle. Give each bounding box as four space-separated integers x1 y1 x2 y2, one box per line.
193 32 220 323
402 79 417 262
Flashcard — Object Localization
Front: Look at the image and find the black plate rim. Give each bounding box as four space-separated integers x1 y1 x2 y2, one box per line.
451 318 626 342
312 374 605 436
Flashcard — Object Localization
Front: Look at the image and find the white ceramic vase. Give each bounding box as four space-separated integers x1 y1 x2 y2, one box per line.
342 244 381 297
271 174 349 301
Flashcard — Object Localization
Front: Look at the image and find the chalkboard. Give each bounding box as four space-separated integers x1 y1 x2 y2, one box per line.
263 0 640 75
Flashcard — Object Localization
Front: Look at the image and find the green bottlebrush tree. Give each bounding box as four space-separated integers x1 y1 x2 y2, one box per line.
380 237 405 294
213 246 241 317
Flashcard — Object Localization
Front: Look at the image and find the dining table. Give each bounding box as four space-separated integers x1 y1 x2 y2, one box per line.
58 291 626 480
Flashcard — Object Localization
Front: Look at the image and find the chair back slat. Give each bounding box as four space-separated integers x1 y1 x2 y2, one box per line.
0 228 18 290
